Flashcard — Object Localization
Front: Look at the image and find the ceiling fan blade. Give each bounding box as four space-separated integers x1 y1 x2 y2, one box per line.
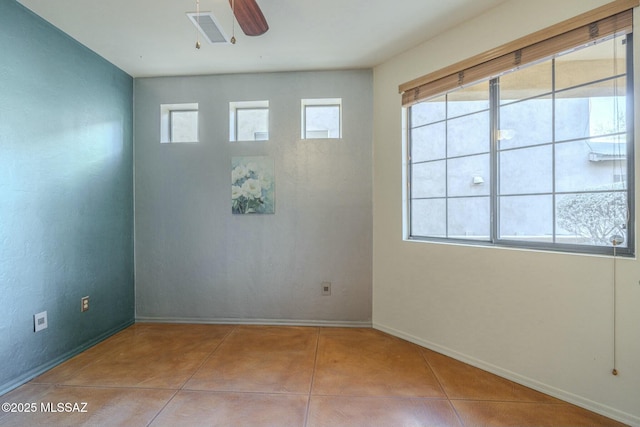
229 0 269 36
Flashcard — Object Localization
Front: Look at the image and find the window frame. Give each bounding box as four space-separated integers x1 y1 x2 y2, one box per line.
301 98 343 139
229 100 270 142
160 103 199 144
405 34 635 257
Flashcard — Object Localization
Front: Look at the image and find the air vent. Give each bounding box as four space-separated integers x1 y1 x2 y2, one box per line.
187 12 230 44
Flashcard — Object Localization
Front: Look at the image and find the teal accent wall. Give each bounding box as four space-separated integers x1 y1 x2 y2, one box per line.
0 0 134 393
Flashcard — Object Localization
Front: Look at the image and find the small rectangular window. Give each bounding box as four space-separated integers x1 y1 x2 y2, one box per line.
301 98 342 139
230 101 269 142
160 103 199 143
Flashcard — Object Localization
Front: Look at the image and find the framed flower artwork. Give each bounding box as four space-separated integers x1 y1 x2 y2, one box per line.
231 156 275 214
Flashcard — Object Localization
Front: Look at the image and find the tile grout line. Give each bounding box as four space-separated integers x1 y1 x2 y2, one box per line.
145 389 181 427
53 383 180 392
448 397 577 405
302 327 321 427
417 346 467 427
416 345 449 400
146 325 239 427
307 392 452 400
178 325 239 391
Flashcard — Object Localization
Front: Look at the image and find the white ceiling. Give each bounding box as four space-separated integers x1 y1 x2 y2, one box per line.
18 0 509 78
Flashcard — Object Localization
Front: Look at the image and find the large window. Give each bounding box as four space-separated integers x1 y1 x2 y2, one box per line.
407 31 634 256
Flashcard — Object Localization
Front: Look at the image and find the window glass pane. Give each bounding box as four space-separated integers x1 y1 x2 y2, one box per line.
411 95 446 127
447 154 490 197
305 105 340 138
447 81 490 118
589 91 627 138
500 60 552 104
556 138 627 193
555 77 625 142
448 197 490 240
412 199 446 237
412 161 446 198
447 111 490 157
499 195 553 242
411 122 446 163
237 108 269 141
556 191 628 247
170 110 198 142
499 145 552 195
555 37 626 91
498 96 552 150
555 95 590 142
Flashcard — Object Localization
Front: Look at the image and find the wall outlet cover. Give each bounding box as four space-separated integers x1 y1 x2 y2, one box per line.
321 281 331 296
81 296 89 312
34 311 48 332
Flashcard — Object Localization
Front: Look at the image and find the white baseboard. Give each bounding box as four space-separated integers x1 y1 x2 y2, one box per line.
135 316 372 328
373 322 639 427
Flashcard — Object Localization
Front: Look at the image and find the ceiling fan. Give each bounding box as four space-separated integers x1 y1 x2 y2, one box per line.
191 0 267 48
229 0 268 36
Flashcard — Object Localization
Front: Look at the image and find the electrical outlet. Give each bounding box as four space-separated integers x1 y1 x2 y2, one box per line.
34 311 48 332
81 296 89 312
321 281 331 296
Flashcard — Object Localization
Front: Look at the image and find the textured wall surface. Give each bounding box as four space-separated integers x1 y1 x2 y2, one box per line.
0 0 134 393
373 0 640 425
134 70 373 324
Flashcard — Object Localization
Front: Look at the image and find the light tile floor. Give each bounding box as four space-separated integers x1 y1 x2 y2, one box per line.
0 324 627 426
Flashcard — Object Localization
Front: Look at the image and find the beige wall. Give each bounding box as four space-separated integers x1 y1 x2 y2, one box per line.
372 0 640 424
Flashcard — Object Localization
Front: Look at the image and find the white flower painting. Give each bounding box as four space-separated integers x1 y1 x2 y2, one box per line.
231 156 275 214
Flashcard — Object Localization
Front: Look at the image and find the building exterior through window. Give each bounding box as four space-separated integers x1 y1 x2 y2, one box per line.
407 33 634 255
